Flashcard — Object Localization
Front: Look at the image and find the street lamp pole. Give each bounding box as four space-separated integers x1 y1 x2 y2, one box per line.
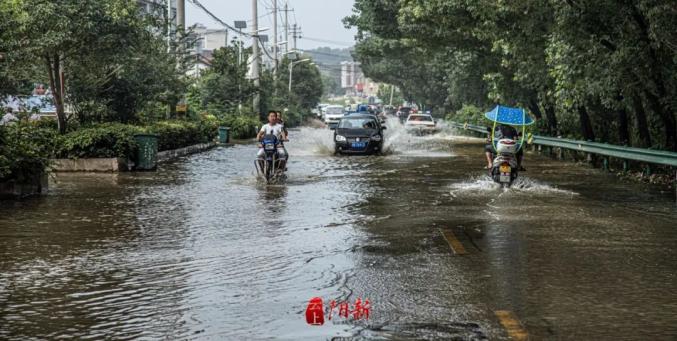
251 0 260 114
288 58 311 92
273 0 278 77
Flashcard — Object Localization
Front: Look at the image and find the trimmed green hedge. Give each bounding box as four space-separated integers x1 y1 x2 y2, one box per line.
0 123 56 182
216 114 259 139
56 119 222 160
55 123 142 159
145 119 218 151
1 115 258 176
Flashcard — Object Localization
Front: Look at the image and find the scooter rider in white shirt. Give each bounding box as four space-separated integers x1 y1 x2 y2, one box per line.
257 111 288 169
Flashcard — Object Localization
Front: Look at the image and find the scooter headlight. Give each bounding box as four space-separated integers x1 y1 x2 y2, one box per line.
335 135 346 142
371 135 382 141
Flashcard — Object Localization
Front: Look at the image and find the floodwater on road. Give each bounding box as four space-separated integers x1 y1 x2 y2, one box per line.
1 121 676 340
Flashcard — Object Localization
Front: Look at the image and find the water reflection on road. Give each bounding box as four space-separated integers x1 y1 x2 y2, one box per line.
1 121 676 340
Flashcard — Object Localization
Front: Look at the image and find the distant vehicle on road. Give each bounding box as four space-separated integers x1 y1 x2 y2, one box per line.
405 113 438 135
323 105 345 129
383 106 396 116
396 107 412 123
332 114 386 155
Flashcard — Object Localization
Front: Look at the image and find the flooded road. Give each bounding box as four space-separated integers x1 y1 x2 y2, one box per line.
1 122 676 340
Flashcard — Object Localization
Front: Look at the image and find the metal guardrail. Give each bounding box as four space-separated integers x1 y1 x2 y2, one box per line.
448 121 677 167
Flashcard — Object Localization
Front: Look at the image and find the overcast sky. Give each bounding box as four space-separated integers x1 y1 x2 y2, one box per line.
186 0 356 50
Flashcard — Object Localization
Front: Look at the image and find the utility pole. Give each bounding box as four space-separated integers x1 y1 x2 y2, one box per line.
177 0 185 32
252 0 260 115
283 2 290 53
273 0 278 76
166 0 172 52
292 24 298 51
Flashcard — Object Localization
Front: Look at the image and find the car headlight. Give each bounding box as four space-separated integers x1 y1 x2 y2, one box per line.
371 135 382 141
335 135 346 142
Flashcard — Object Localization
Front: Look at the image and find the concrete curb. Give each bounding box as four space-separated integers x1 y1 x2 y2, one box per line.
51 158 129 172
157 142 217 163
51 142 219 172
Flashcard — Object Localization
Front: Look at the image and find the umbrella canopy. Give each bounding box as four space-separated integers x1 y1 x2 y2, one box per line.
484 105 534 126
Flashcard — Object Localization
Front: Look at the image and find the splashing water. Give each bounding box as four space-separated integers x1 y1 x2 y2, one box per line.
449 175 578 198
285 127 336 156
285 119 459 158
381 119 457 157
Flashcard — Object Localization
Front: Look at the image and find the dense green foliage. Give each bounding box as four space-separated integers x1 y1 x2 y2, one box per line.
0 0 193 133
55 119 223 159
345 0 677 150
216 114 260 139
0 123 55 182
446 105 484 126
146 120 218 152
188 44 323 128
55 123 141 159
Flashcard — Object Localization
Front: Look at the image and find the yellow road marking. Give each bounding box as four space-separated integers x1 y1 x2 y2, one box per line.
495 310 529 341
440 229 467 255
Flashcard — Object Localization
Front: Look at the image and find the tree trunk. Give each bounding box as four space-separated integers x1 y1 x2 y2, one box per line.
617 106 630 146
544 103 559 136
46 55 67 134
527 98 545 131
629 4 676 150
631 95 652 148
577 106 595 141
644 90 676 151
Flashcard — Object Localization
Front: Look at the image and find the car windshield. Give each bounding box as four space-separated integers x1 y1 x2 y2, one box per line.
408 115 433 122
338 117 378 129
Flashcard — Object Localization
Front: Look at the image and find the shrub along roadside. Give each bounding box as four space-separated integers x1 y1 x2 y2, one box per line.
0 123 56 183
54 114 261 160
215 113 260 139
55 123 142 159
445 105 484 126
144 119 218 152
0 115 261 184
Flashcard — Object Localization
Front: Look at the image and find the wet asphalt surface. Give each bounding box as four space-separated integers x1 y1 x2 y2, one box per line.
1 122 676 340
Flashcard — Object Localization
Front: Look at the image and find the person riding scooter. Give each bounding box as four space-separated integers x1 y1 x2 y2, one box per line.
484 124 524 170
257 111 288 170
275 111 289 168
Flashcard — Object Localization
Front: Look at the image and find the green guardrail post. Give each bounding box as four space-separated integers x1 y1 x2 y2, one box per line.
134 134 159 171
218 126 231 144
603 157 609 171
622 160 629 172
644 164 652 176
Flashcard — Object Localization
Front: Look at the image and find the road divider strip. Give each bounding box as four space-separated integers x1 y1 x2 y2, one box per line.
439 229 467 255
495 310 529 341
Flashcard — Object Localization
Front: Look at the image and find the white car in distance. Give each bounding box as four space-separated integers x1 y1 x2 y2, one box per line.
323 105 345 128
405 114 438 135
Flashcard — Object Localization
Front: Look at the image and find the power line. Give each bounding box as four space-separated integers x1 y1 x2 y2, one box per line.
187 0 251 37
297 48 354 59
301 36 354 46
